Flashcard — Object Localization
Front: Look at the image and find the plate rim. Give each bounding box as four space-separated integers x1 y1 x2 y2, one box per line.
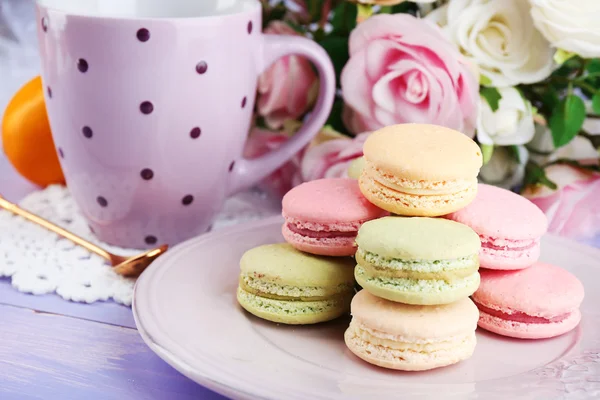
133 216 600 400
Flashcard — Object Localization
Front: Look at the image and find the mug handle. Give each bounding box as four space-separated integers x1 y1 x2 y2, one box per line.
227 34 336 195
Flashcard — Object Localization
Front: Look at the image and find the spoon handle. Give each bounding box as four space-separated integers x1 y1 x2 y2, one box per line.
0 195 112 261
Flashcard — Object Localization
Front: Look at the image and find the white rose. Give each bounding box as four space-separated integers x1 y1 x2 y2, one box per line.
528 125 598 164
479 145 529 190
530 0 600 59
477 87 535 146
427 0 554 87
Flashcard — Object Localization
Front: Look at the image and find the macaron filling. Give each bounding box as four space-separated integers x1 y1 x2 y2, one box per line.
480 236 539 252
360 173 477 210
355 266 480 291
356 249 479 281
345 319 477 367
474 301 573 325
367 164 476 196
237 287 349 315
240 274 353 301
285 223 357 239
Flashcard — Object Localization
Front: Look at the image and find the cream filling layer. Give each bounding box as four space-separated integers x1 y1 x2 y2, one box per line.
346 320 476 358
240 275 352 301
366 164 476 195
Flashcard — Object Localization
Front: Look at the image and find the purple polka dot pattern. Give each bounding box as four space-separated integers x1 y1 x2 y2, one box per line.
89 225 95 234
241 97 247 108
140 168 154 180
82 126 93 139
247 21 253 34
145 235 158 245
97 196 108 207
58 148 64 159
77 59 89 73
42 18 48 32
196 61 208 75
47 87 52 98
137 28 150 42
182 195 194 206
190 127 201 139
140 101 154 114
229 161 235 172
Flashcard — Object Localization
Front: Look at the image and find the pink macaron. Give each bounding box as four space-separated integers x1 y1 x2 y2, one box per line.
445 184 547 270
282 178 388 256
472 262 584 339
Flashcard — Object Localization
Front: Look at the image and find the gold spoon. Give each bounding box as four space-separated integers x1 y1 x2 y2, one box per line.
0 195 168 277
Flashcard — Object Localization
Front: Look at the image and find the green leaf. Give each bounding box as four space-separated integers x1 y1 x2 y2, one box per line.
318 36 349 85
586 59 600 74
540 87 559 116
509 145 521 163
480 144 494 165
331 2 357 36
327 98 349 135
479 74 492 86
549 95 586 148
593 93 600 115
524 161 558 190
480 87 502 112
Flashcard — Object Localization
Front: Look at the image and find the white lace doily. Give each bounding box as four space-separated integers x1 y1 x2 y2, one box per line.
0 185 280 306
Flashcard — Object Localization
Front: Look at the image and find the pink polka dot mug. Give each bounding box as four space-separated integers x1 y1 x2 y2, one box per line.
35 0 335 249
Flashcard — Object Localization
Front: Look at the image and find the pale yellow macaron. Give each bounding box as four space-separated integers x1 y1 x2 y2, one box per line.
345 290 479 371
359 124 483 216
237 243 355 324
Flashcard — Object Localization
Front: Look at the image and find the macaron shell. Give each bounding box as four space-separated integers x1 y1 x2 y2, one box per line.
240 243 355 288
477 309 582 339
356 216 481 261
350 291 479 339
282 178 387 224
237 287 351 325
479 242 541 270
345 328 476 371
281 224 357 257
445 184 548 240
355 267 481 305
362 124 483 181
472 262 584 319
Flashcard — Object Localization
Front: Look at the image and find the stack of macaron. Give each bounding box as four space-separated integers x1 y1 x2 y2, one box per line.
236 122 585 372
445 183 585 339
237 178 388 325
344 124 484 370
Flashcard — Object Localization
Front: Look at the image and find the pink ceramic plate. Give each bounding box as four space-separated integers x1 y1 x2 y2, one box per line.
133 216 600 400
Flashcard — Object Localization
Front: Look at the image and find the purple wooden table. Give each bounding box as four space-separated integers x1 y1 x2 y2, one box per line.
0 153 226 399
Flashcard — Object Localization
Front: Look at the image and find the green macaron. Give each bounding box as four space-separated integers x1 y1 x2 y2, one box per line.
237 243 355 324
355 216 481 305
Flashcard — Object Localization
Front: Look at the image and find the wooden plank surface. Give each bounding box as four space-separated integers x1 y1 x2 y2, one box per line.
0 278 136 328
0 304 226 400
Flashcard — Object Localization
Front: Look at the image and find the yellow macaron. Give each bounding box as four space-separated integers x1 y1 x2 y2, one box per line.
359 124 483 216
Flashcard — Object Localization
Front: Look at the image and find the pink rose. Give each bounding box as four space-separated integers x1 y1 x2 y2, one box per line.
341 14 479 136
300 132 370 181
257 21 318 129
244 128 304 198
523 164 600 244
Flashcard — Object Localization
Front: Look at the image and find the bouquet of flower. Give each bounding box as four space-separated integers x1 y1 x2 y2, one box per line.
246 0 600 244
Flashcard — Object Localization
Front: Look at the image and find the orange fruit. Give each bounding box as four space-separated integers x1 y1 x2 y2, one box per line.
2 76 65 187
